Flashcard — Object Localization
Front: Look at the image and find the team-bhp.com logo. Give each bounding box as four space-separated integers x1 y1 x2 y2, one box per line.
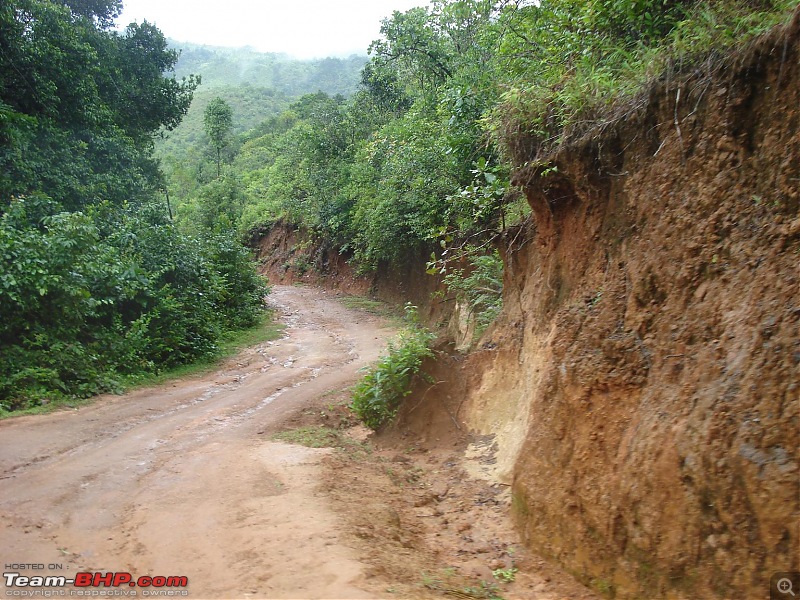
4 571 188 597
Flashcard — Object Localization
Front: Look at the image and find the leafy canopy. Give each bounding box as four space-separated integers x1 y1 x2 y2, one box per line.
0 0 269 412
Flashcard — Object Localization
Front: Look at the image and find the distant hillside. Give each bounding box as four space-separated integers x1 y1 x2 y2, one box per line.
159 43 367 157
171 43 367 97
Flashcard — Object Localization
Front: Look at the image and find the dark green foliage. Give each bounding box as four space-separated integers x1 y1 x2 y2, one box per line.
0 197 268 411
62 0 122 25
0 0 198 209
0 1 268 412
351 305 435 430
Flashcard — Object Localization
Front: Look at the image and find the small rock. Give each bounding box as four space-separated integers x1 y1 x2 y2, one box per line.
413 494 434 507
431 482 450 500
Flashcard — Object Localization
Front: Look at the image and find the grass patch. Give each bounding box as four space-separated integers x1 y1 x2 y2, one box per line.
272 425 369 454
0 310 285 420
219 310 285 352
337 295 400 319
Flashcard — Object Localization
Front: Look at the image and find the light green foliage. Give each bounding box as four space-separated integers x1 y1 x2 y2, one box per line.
156 0 794 289
158 50 368 227
441 248 504 337
351 305 435 430
204 97 234 177
166 1 510 269
171 45 366 97
156 47 367 162
488 0 797 162
492 567 517 583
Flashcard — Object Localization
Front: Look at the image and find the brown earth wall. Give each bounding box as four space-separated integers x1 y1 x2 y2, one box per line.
250 13 800 598
446 12 800 599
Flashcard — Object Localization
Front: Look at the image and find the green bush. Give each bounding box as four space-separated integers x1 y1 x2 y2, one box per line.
351 304 435 429
0 197 268 412
442 248 504 338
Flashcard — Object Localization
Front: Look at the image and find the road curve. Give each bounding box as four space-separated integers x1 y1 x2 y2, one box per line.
0 285 396 599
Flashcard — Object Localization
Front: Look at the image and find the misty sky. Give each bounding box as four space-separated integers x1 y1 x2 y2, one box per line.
116 0 431 59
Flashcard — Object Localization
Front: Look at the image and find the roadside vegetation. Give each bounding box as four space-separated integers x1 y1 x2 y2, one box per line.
164 0 796 323
0 0 268 412
2 0 794 415
351 305 435 429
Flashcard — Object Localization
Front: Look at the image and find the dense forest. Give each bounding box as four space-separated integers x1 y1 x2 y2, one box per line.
1 0 795 412
156 45 367 156
165 0 795 318
0 0 267 411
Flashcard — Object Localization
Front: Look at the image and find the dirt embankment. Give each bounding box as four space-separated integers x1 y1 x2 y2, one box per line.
1 283 602 600
405 13 799 600
251 14 799 599
251 223 476 347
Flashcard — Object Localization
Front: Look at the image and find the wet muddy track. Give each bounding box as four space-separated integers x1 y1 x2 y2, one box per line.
0 285 395 599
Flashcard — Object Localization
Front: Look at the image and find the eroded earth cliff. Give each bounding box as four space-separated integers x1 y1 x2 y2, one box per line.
437 11 800 599
254 13 799 599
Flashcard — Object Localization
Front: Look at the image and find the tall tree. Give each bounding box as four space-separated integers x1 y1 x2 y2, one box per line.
0 0 199 209
203 97 233 178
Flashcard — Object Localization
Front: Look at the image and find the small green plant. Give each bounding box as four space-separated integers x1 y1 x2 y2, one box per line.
338 295 396 318
492 567 518 583
440 248 504 338
291 255 312 275
351 304 435 429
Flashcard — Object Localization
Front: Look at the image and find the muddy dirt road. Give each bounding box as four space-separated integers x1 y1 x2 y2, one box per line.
0 285 397 599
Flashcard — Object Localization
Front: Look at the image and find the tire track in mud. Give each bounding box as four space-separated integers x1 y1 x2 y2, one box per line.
0 285 396 599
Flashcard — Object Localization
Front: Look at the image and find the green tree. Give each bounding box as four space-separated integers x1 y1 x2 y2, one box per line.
0 0 198 209
203 97 234 178
0 1 270 412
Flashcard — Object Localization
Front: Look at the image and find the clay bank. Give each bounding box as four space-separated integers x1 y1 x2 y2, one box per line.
255 9 800 600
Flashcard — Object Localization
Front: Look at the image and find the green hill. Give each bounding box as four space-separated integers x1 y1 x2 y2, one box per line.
157 43 367 157
172 43 367 96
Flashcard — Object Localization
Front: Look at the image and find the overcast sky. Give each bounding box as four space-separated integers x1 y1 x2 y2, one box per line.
116 0 431 59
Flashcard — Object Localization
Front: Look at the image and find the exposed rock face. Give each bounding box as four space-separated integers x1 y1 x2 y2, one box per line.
454 12 800 599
